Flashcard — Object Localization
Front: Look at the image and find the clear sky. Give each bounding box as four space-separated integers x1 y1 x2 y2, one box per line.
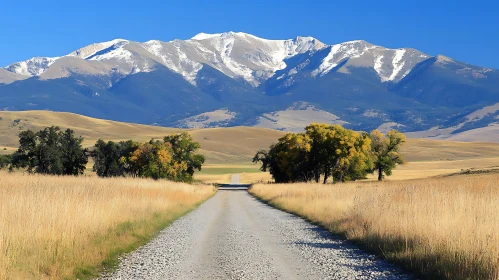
1 0 498 68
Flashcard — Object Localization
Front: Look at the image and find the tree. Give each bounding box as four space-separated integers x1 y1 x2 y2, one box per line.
277 133 313 182
332 131 374 183
163 132 205 182
304 124 329 183
0 154 12 170
93 140 122 177
92 132 204 182
253 145 290 183
253 133 313 183
10 129 37 171
60 129 88 175
370 129 406 181
306 124 372 184
129 140 177 180
254 124 382 184
92 140 139 177
11 126 88 175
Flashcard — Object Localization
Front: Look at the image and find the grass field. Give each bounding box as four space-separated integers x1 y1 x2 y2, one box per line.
196 164 262 175
250 173 499 279
0 173 215 280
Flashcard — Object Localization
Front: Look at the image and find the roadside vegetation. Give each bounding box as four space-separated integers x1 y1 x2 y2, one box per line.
253 123 405 183
0 126 213 279
92 132 205 182
0 173 215 280
250 174 499 279
1 126 205 183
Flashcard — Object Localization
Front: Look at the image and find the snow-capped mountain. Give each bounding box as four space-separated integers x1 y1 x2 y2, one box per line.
2 32 427 86
1 32 499 135
311 40 429 82
3 32 326 85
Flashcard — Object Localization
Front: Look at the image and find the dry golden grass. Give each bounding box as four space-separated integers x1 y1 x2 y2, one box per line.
375 157 499 180
250 174 499 279
194 173 233 184
0 172 215 280
403 138 499 161
239 172 273 184
194 164 270 184
194 172 272 184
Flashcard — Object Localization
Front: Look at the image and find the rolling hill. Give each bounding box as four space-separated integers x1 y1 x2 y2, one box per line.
0 111 283 164
2 111 499 175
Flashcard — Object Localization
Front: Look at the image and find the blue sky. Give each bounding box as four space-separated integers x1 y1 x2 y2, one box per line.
1 0 498 68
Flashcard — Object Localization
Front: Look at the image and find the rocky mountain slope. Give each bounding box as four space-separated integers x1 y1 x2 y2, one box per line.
1 32 498 134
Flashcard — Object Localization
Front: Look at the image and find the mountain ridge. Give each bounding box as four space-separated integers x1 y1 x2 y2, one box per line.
1 32 439 85
1 31 498 137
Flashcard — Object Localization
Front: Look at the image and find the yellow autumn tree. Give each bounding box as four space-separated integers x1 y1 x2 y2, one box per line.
255 123 378 184
305 124 374 183
370 129 406 181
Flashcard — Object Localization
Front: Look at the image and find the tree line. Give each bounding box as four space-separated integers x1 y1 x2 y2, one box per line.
0 126 204 182
253 124 405 183
92 133 205 181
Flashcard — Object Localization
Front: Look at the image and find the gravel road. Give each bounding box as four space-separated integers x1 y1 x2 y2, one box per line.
100 181 412 279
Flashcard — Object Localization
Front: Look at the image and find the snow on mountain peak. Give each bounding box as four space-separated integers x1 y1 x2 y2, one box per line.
182 32 326 85
191 32 223 40
313 40 429 82
190 31 254 41
68 39 129 59
2 33 432 85
4 56 59 76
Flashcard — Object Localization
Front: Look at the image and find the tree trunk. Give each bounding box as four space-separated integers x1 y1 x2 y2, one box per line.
323 167 329 184
378 166 383 181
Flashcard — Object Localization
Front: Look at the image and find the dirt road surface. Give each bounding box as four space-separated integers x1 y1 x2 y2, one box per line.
100 176 411 280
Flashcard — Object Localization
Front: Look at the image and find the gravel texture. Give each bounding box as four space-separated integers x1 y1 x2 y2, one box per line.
99 190 413 280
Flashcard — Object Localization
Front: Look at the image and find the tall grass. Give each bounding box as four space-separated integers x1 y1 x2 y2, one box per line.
250 174 499 279
0 172 215 280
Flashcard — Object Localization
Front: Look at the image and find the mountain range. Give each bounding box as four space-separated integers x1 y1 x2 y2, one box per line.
1 32 499 137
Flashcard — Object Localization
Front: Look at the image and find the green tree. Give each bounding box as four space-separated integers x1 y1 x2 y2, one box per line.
36 126 63 174
0 154 12 169
60 129 88 175
11 126 88 175
370 129 406 181
92 140 122 177
253 144 290 183
92 140 139 177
